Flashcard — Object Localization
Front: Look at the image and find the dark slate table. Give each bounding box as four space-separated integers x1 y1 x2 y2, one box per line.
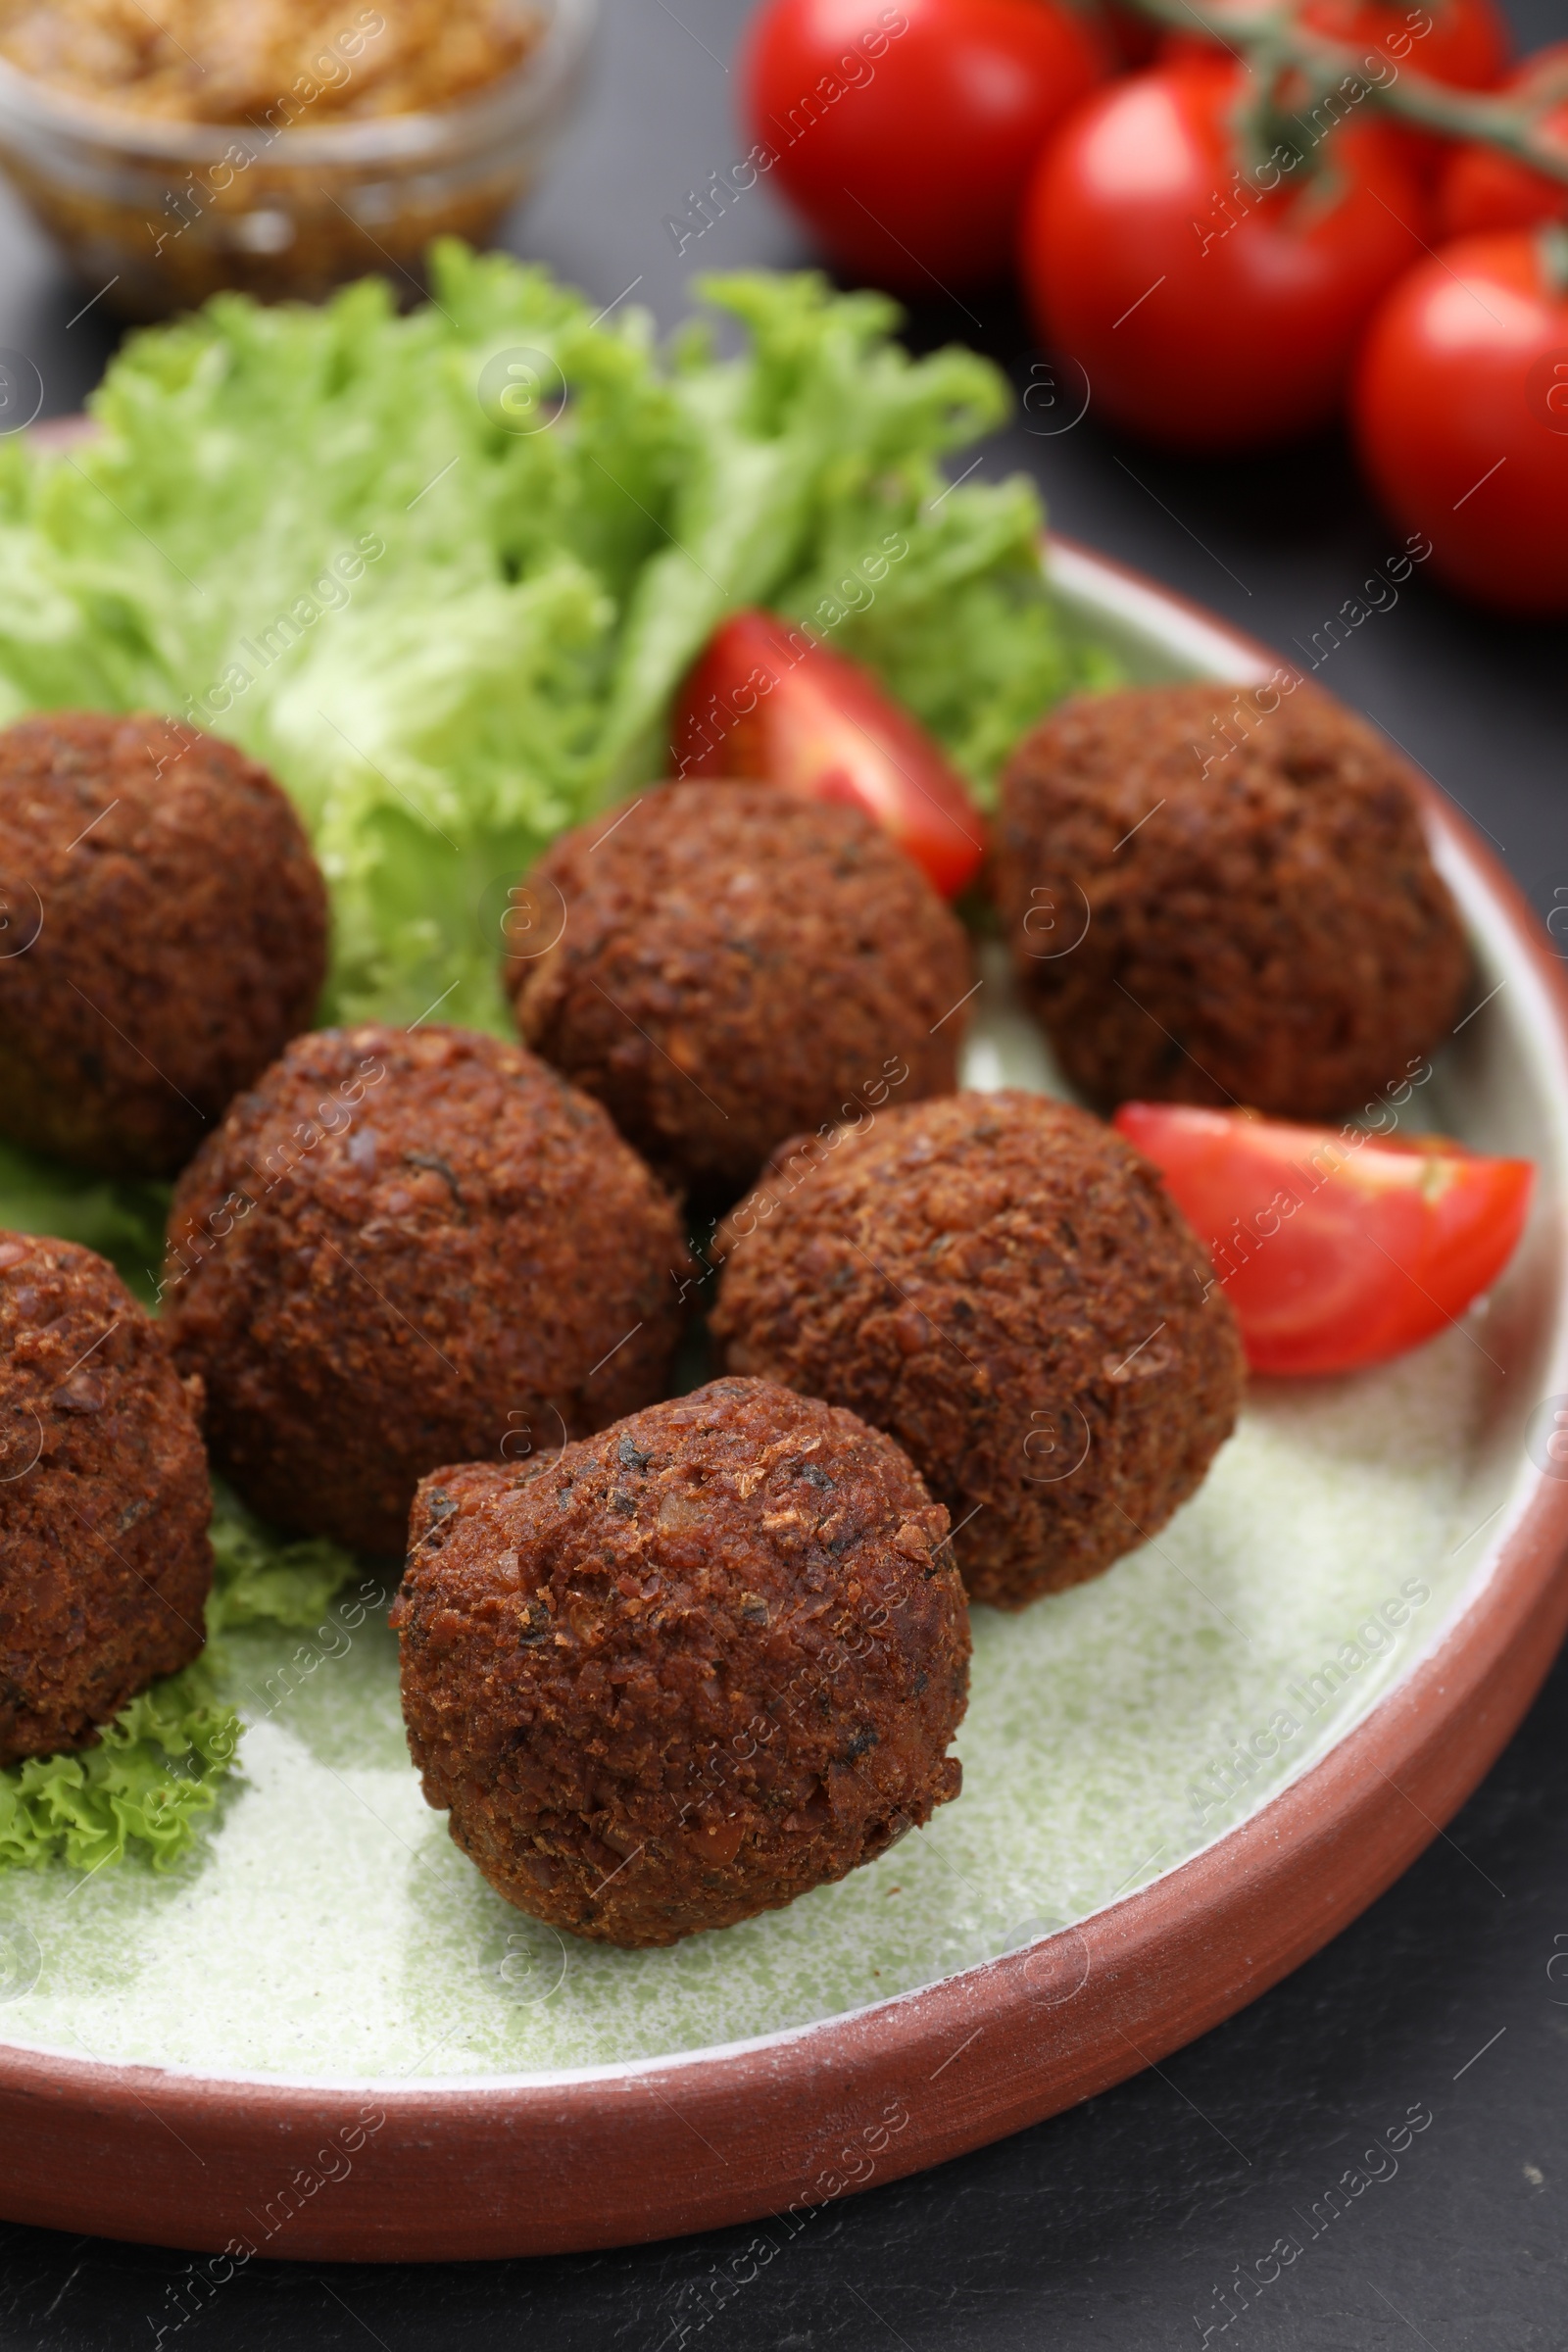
2 3 1565 2343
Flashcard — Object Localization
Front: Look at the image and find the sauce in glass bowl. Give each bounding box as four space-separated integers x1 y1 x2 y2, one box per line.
0 0 541 121
0 0 594 315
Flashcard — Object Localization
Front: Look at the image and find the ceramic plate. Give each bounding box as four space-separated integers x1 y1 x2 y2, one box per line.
2 535 1566 2262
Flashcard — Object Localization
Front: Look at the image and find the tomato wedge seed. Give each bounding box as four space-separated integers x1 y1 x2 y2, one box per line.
670 608 988 901
1113 1102 1535 1378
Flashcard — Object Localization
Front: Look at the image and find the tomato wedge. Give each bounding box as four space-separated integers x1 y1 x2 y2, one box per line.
1113 1102 1534 1377
670 608 987 900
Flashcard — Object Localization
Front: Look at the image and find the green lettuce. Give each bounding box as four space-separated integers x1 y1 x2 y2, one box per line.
0 1140 170 1306
0 246 1108 1038
0 1661 238 1875
206 1481 361 1635
0 1489 363 1874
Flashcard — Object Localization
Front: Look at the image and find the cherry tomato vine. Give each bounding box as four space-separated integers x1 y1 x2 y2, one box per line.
1113 0 1568 197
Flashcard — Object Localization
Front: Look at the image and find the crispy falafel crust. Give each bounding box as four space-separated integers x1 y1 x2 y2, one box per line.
997 682 1470 1119
710 1093 1246 1611
0 710 328 1176
393 1377 969 1946
508 781 973 1202
0 1232 211 1764
165 1025 689 1558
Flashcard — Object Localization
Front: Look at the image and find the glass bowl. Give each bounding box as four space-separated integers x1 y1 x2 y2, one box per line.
0 0 597 318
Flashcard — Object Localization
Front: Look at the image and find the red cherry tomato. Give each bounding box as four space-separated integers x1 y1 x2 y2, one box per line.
1020 60 1434 453
670 608 987 899
741 0 1107 293
1113 1102 1534 1377
1440 44 1568 236
1354 229 1568 614
1103 2 1159 70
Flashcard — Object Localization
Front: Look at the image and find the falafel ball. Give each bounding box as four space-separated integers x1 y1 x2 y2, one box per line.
0 710 329 1176
710 1092 1246 1612
164 1024 688 1557
0 1231 212 1765
996 682 1470 1119
393 1376 969 1946
506 780 973 1204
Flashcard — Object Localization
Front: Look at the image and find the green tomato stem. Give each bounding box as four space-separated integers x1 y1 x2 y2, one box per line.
1539 220 1568 295
1117 0 1568 188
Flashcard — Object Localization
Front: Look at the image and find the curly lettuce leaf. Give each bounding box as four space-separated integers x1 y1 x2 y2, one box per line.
0 248 1109 1038
0 1139 170 1306
207 1481 361 1633
0 1486 367 1873
0 1662 239 1875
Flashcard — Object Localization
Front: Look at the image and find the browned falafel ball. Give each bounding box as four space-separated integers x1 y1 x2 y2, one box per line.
506 781 973 1204
163 1024 688 1557
710 1092 1246 1612
0 1231 212 1765
392 1376 969 1946
0 710 329 1176
996 682 1470 1120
